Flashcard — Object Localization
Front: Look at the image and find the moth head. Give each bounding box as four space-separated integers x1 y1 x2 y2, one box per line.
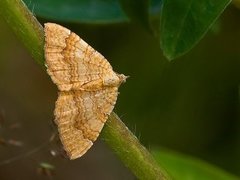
103 73 128 87
117 74 128 84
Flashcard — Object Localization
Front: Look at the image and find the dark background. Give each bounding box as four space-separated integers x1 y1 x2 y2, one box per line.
0 5 240 180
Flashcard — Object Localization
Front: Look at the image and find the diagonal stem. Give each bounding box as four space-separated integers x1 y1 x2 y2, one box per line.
102 113 170 179
0 0 171 179
0 0 44 66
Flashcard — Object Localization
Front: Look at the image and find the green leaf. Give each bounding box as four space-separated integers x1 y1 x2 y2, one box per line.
23 0 162 24
23 0 128 24
119 0 151 31
160 0 231 60
152 148 239 180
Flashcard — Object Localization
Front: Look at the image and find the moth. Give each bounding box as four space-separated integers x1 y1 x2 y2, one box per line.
44 23 127 159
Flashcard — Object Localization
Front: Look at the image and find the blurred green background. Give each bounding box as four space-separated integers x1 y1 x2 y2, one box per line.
0 1 240 180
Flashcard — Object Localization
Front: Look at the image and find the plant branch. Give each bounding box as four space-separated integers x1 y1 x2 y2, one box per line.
0 0 44 66
0 0 171 179
102 113 170 179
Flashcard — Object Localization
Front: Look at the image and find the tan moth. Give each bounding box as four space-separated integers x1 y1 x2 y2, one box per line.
44 23 127 159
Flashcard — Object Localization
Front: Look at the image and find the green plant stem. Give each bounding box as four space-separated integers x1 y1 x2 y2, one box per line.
0 0 171 179
0 0 44 66
102 113 170 179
